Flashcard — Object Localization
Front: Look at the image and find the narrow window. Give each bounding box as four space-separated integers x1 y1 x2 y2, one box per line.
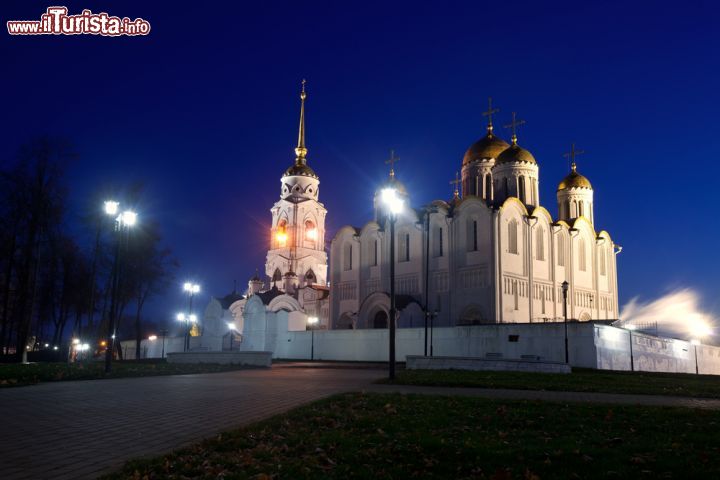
579 238 586 271
434 227 444 257
473 220 478 251
373 239 378 266
508 219 518 254
579 201 584 217
518 176 526 203
403 233 410 262
485 175 492 200
536 226 544 261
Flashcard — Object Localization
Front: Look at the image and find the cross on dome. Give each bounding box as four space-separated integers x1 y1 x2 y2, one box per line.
385 149 399 179
503 112 526 145
482 97 500 133
563 142 585 171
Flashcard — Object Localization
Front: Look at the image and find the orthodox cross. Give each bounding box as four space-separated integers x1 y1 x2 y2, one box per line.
563 143 585 171
503 112 526 144
386 149 399 179
450 171 461 198
482 97 500 132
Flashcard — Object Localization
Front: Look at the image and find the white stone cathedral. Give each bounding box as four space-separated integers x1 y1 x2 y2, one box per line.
330 105 619 330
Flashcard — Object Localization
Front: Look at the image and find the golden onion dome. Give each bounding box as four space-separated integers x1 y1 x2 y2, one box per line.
462 131 510 166
558 164 592 190
283 161 318 178
495 142 536 165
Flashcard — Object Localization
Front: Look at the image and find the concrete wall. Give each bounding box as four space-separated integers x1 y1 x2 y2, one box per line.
263 321 720 375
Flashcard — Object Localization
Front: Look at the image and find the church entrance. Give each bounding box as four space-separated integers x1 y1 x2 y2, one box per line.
373 311 388 329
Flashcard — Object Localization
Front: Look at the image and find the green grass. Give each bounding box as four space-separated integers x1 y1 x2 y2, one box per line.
0 360 255 387
103 392 720 479
383 368 720 398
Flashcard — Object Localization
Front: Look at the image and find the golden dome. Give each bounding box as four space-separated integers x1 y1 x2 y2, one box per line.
558 164 592 190
283 161 318 178
462 131 510 166
495 142 536 165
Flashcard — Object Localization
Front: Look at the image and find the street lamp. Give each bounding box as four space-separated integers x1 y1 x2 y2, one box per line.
104 201 138 374
690 339 700 374
561 280 569 364
626 324 637 371
182 282 201 351
425 309 438 356
307 316 319 360
177 313 197 352
227 322 237 350
381 186 404 380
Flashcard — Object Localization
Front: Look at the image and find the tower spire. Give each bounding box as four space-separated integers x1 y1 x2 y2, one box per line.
503 112 526 145
294 79 308 163
450 171 461 199
482 97 500 134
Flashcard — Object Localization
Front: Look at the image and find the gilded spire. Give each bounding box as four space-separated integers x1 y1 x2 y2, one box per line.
503 112 526 146
450 171 461 199
563 143 585 172
294 79 308 163
385 149 399 180
482 97 500 134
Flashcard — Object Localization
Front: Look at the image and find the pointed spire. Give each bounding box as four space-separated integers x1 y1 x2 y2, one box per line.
482 97 500 135
563 143 585 172
504 112 526 145
385 149 399 180
450 171 461 199
294 79 308 163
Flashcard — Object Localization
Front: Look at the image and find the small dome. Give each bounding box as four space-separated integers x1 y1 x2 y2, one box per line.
462 132 510 166
495 143 536 165
558 166 592 190
283 161 318 178
377 176 408 196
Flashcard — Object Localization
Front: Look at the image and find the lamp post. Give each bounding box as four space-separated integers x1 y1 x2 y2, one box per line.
159 328 168 358
561 280 569 364
691 339 700 374
308 316 319 360
183 282 201 351
104 202 137 374
381 187 403 380
176 313 197 352
227 322 237 350
626 324 636 372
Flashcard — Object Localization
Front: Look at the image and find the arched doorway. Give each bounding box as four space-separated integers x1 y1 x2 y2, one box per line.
373 311 388 329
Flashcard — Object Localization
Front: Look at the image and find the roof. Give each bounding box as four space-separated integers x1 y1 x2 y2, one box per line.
495 143 536 165
218 291 244 310
256 286 284 305
283 161 318 178
462 132 510 166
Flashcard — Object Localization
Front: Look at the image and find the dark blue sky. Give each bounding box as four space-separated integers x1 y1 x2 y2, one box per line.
3 0 720 322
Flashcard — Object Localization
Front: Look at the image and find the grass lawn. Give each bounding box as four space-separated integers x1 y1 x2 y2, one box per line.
384 368 720 399
104 392 720 479
0 360 254 387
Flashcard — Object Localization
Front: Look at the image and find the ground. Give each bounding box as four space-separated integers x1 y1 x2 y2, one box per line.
1 364 719 479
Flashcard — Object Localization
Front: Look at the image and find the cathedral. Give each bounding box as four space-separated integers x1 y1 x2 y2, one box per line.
233 86 619 335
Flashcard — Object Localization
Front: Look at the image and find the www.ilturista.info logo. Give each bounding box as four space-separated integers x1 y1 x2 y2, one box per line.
7 6 151 36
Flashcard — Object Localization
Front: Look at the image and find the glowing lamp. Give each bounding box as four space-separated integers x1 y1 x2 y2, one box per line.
306 228 317 240
381 188 404 214
72 338 80 345
308 316 319 325
120 210 137 227
177 313 186 322
227 322 237 330
148 335 157 341
183 282 200 294
100 340 107 347
189 314 198 323
104 201 119 216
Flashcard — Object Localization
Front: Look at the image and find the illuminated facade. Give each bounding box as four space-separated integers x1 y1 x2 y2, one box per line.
330 103 619 329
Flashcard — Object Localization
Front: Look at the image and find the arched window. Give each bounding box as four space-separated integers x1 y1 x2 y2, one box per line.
536 226 545 261
557 234 565 266
276 219 288 247
343 243 353 271
305 220 317 241
579 238 587 271
578 201 584 217
305 269 316 284
508 219 518 254
484 175 492 200
373 239 378 266
532 180 538 205
503 177 509 198
404 233 410 262
518 176 526 203
434 226 444 257
272 268 282 283
565 200 571 219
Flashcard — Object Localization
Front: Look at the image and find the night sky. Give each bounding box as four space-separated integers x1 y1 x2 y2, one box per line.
3 0 720 323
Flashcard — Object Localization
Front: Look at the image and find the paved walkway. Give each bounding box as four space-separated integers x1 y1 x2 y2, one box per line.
2 364 719 479
0 365 384 480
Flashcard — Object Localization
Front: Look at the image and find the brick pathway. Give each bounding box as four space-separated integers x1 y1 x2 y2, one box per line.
0 365 384 480
2 364 719 479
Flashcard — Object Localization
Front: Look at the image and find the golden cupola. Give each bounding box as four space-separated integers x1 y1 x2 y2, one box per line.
558 162 592 191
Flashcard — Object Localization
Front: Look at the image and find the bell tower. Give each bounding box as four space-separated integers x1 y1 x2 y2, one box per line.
266 81 328 290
